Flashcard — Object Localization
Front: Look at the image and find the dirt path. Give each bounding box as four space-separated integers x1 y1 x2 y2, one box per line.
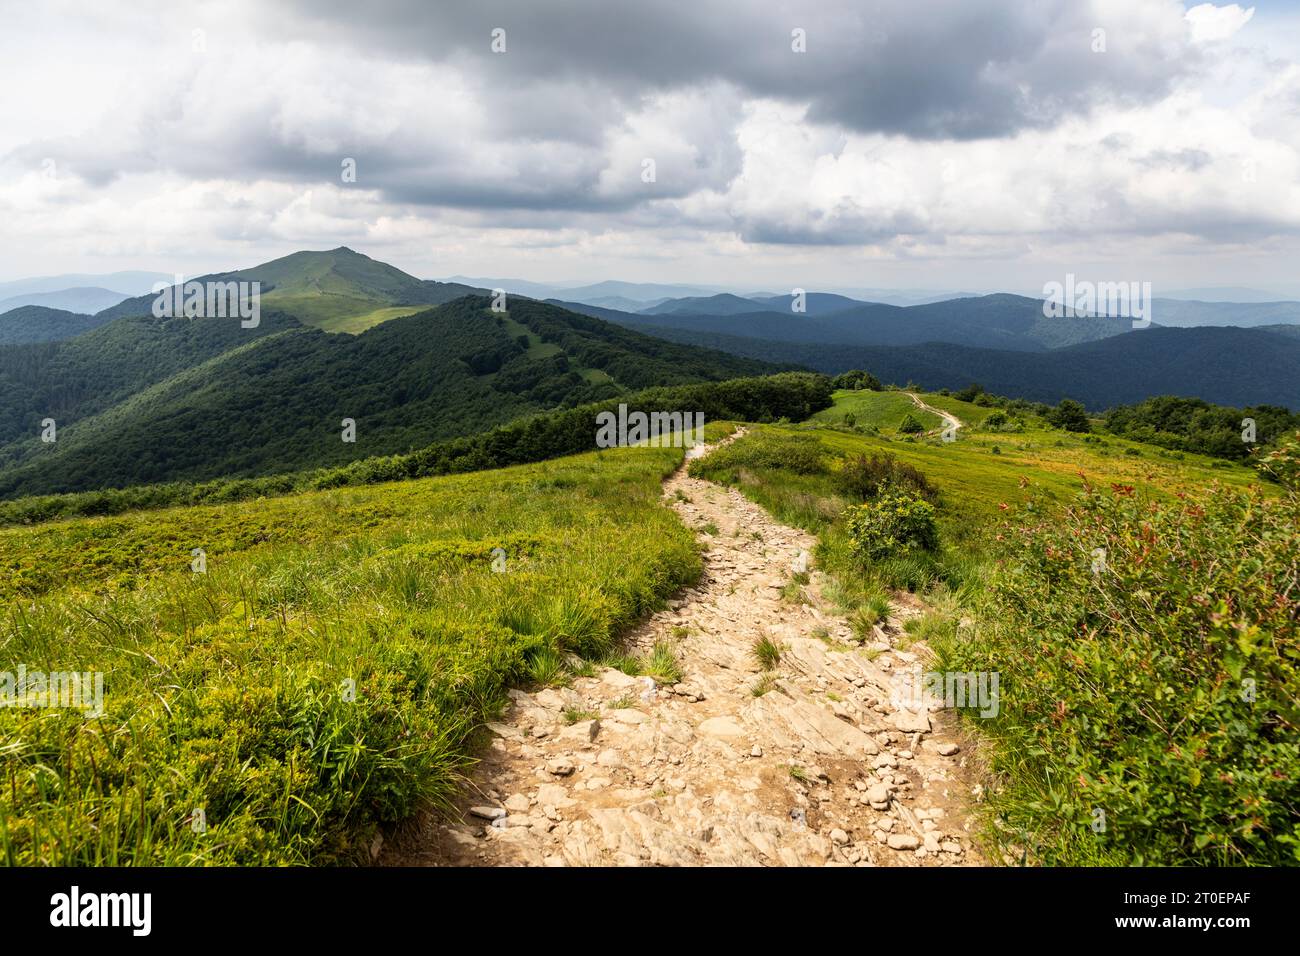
391 431 982 867
906 392 963 439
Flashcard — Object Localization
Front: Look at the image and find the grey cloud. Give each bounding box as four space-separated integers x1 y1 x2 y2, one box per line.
269 0 1197 140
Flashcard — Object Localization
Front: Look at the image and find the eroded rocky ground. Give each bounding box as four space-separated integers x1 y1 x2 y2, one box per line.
390 434 983 867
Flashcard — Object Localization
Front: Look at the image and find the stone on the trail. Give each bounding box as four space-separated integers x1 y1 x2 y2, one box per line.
596 748 622 768
699 715 746 740
608 708 647 725
558 718 599 743
941 841 963 855
444 828 479 848
485 722 522 740
504 793 531 813
887 833 920 850
829 828 850 846
866 784 891 809
546 758 575 777
936 742 961 756
469 806 506 821
750 745 763 757
599 668 640 690
534 689 569 711
891 707 931 733
535 783 571 807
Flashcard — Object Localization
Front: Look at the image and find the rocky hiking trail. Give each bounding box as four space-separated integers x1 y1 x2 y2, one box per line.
391 429 983 867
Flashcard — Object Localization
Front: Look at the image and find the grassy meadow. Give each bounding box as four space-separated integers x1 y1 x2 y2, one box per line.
0 439 725 865
2 376 1294 868
809 389 941 435
690 389 1297 865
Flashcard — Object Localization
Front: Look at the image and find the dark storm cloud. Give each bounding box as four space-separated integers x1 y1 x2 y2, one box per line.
268 0 1196 140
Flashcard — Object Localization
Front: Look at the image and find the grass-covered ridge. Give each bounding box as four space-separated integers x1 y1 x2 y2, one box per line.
0 442 710 865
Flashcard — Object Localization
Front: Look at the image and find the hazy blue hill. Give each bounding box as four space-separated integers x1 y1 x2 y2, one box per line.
641 293 771 315
751 292 868 315
0 287 129 316
573 292 1131 352
0 305 116 345
0 270 168 299
611 323 1300 410
1149 298 1300 327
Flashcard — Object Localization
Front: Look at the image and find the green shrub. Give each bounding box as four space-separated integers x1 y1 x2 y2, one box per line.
944 477 1300 865
834 453 938 503
897 414 925 435
844 491 939 561
1257 431 1300 489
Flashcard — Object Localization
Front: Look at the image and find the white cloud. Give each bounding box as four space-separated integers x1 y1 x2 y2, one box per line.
1185 3 1255 43
0 0 1295 291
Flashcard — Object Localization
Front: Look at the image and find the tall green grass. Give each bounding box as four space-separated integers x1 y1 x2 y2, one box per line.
0 445 700 865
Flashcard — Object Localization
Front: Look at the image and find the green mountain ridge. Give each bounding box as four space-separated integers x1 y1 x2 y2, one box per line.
0 296 781 497
95 247 486 333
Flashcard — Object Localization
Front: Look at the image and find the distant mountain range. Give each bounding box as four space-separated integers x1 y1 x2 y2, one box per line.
0 246 1297 501
605 322 1300 409
0 270 171 299
0 253 778 497
558 293 1139 351
0 287 132 316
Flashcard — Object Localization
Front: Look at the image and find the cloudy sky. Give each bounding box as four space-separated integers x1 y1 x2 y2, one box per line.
1 0 1298 293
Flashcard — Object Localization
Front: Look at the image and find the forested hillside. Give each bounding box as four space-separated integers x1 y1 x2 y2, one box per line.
0 305 116 345
0 297 783 497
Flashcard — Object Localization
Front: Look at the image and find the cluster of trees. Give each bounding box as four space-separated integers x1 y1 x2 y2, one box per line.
1104 396 1300 461
830 369 882 391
